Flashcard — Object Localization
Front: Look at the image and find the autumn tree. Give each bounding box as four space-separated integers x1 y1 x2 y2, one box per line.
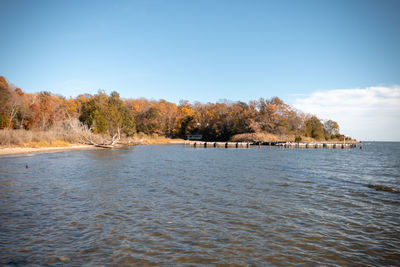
305 116 325 140
0 77 10 128
36 91 67 129
109 91 135 137
0 75 347 142
324 120 339 139
174 101 197 138
0 76 24 128
79 91 135 137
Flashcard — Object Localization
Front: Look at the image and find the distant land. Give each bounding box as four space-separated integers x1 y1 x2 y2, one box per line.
0 75 354 150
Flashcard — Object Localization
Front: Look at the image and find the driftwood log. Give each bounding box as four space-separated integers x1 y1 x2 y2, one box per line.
83 130 121 149
65 120 132 149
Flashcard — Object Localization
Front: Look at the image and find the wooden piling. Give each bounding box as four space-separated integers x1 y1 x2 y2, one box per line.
188 141 355 149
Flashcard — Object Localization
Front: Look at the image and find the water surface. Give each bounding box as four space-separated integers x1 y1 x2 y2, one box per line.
1 142 399 266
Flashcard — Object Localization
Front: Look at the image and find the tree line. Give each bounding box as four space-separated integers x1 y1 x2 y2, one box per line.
0 76 344 141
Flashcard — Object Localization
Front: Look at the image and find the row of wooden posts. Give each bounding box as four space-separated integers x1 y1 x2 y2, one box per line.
186 141 358 149
277 142 357 149
186 142 251 148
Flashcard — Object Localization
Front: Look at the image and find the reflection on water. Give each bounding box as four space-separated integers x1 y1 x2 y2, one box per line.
1 143 399 265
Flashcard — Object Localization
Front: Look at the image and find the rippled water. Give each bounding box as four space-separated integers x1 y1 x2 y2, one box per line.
1 142 399 266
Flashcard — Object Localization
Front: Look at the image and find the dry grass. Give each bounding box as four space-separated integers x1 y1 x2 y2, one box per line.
0 127 184 148
0 119 105 147
231 132 296 142
231 133 357 143
129 133 185 145
299 136 317 142
230 132 357 143
0 129 57 146
0 129 75 147
143 138 185 144
24 140 71 148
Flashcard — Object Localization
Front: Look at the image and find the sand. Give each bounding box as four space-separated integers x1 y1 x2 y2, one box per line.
0 139 186 156
0 144 98 156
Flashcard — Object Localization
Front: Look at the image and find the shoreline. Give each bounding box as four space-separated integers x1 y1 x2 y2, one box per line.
0 139 360 157
0 144 100 157
0 139 187 157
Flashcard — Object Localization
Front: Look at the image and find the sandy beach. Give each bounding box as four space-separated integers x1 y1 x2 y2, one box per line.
0 139 187 157
0 144 98 156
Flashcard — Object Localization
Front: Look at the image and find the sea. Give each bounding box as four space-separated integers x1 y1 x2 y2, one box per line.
0 142 399 266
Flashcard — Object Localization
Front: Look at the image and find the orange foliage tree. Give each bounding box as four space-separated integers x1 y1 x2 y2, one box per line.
0 75 344 141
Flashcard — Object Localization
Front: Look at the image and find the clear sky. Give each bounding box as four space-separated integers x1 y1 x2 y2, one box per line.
1 0 399 140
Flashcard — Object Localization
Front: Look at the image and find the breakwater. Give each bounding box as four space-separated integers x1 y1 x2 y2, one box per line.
186 141 251 148
277 142 358 149
186 141 359 149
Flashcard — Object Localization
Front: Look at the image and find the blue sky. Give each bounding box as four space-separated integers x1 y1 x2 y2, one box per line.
1 0 400 140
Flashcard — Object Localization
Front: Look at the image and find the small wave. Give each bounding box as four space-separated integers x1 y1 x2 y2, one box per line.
367 184 400 194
